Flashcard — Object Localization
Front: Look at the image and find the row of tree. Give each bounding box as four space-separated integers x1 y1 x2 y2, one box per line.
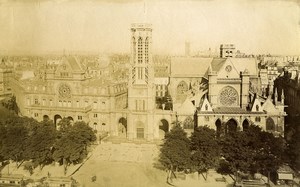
0 116 96 175
159 124 288 181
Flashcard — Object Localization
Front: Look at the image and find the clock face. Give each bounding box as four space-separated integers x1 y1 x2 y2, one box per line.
58 83 71 98
225 65 232 72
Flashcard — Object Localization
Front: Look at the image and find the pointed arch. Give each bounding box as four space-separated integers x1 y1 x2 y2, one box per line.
266 117 275 131
215 118 222 137
118 117 127 137
43 115 50 121
176 81 188 103
145 37 149 64
226 118 238 133
158 119 169 139
183 116 194 129
242 119 250 131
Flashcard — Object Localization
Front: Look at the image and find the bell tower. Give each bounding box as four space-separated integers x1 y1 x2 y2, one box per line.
127 23 155 141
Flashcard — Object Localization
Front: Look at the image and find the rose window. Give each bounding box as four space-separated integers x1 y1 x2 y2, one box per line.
219 86 238 106
58 83 71 98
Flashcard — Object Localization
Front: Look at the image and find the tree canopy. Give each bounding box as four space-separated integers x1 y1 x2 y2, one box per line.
159 124 191 172
0 116 96 174
190 126 220 174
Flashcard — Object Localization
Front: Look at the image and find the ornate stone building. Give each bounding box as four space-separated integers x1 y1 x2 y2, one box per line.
169 57 286 137
11 56 128 133
0 60 12 97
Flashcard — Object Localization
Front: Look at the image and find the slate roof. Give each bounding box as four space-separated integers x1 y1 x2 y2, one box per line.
170 57 213 77
227 58 258 76
199 107 265 114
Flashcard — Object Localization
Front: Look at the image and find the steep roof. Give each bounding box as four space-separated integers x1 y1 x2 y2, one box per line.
210 58 226 72
176 98 196 115
228 58 258 76
67 56 84 71
170 57 213 78
261 97 279 114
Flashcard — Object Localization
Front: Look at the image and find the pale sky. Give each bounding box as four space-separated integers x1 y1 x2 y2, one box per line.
0 0 299 55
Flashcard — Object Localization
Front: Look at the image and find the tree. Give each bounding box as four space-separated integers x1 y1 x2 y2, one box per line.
24 120 57 170
218 131 253 178
69 121 97 147
2 95 19 114
219 125 287 182
253 131 287 182
190 126 220 180
0 116 29 167
288 129 300 171
57 117 72 132
52 121 96 175
0 121 7 164
159 125 191 182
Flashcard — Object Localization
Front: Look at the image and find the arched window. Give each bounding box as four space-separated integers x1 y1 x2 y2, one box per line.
138 37 143 64
177 81 188 94
183 117 194 129
266 117 275 131
145 37 149 64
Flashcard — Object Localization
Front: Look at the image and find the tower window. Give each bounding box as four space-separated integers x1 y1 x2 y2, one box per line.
138 37 143 64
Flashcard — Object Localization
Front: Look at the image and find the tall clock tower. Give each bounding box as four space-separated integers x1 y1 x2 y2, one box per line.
127 23 155 140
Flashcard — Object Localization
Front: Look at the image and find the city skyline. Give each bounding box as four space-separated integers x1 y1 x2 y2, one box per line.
0 0 299 55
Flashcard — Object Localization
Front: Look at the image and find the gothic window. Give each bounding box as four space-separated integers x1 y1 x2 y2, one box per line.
138 37 143 64
219 86 238 106
183 117 194 129
177 81 188 94
266 117 275 131
145 37 149 63
132 37 136 60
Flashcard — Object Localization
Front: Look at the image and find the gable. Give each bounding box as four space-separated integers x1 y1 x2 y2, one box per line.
251 97 263 112
261 98 279 114
199 97 213 112
176 98 196 115
216 58 240 79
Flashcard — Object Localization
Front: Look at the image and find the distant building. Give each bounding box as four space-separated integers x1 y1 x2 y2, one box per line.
220 44 236 58
185 41 191 57
275 68 300 135
0 59 12 97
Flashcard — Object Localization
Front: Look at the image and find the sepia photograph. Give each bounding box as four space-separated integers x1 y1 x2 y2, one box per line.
0 0 300 186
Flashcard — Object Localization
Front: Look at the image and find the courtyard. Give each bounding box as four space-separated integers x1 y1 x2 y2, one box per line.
72 141 234 187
